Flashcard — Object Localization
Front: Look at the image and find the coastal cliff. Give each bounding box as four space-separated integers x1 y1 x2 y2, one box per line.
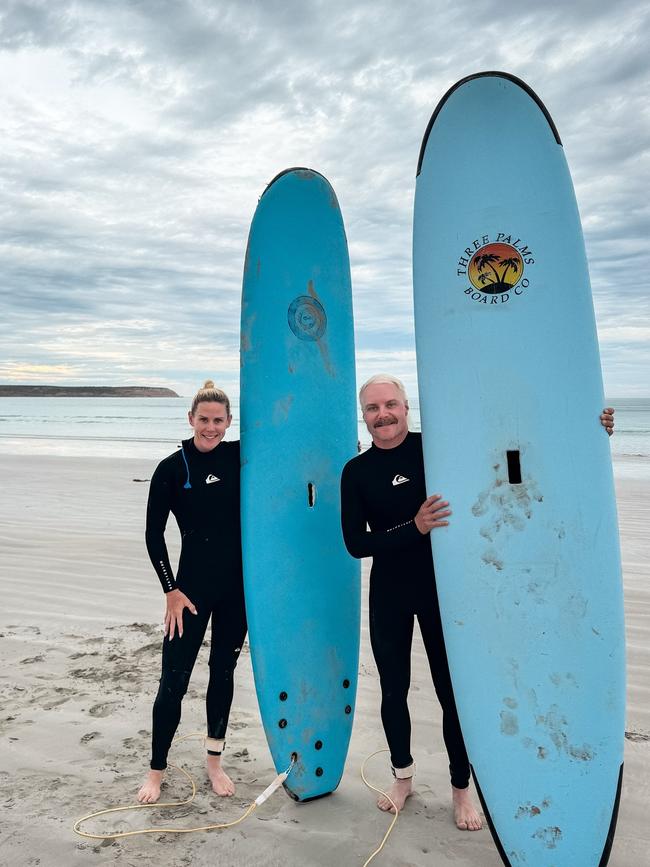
0 385 179 397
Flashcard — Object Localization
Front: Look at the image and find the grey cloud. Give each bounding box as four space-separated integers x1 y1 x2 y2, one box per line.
0 0 648 393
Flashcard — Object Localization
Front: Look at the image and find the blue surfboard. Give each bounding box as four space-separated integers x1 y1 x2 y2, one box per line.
240 168 360 801
413 73 625 866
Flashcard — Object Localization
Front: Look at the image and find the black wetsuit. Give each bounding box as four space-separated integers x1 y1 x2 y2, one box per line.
340 432 469 788
145 438 246 770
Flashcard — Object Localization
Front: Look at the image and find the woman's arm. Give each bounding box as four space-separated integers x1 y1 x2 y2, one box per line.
145 463 176 594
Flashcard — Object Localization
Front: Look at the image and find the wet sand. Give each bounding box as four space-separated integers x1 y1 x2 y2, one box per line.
0 454 647 866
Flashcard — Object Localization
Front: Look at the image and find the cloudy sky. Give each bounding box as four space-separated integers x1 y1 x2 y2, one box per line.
1 0 648 398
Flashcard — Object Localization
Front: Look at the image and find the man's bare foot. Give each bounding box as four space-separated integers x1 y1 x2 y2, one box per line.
137 769 164 804
207 754 235 796
452 785 482 831
377 777 412 813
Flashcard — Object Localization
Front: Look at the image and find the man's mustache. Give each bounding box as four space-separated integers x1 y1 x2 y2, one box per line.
374 416 398 428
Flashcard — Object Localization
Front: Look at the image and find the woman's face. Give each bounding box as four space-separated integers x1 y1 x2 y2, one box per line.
188 400 232 452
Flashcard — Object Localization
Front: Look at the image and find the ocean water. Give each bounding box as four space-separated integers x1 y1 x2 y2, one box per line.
0 396 649 478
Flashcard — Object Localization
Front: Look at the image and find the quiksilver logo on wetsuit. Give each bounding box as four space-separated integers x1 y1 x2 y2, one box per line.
392 474 409 486
205 474 220 484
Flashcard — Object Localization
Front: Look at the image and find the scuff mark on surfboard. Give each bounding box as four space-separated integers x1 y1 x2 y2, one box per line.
482 549 503 571
515 802 542 819
241 312 256 357
567 592 588 618
472 458 543 534
306 279 336 378
532 826 562 848
273 395 294 424
548 671 578 689
533 703 596 762
500 710 519 735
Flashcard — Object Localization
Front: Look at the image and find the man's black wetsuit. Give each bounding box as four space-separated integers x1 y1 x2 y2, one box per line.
340 431 469 788
145 437 246 770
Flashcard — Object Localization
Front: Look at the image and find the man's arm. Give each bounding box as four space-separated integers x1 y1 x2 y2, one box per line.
340 462 449 558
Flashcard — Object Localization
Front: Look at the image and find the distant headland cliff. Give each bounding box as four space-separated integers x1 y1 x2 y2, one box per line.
0 385 180 397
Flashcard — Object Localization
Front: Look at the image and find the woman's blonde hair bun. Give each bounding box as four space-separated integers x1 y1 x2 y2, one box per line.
190 381 231 416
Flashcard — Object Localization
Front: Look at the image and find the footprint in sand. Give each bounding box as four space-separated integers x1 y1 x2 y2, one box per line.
81 731 102 744
20 655 45 665
42 696 73 710
109 623 158 637
134 641 161 656
88 701 120 718
7 625 41 635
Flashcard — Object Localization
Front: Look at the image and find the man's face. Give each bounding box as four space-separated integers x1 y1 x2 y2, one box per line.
361 382 409 449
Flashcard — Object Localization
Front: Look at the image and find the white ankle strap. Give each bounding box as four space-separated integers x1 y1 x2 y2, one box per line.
205 737 225 753
392 762 415 780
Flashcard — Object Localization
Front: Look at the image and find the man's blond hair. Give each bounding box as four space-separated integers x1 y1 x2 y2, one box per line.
358 374 409 409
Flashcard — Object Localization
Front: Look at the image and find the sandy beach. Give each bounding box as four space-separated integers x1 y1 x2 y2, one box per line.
0 453 647 867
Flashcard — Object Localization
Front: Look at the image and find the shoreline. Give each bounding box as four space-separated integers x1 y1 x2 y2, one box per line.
1 436 649 478
0 453 647 866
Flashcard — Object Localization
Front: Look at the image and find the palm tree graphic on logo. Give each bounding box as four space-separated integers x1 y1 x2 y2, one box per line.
468 243 524 294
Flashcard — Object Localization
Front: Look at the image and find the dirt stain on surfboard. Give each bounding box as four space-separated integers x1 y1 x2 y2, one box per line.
306 280 336 378
532 826 562 849
514 800 548 819
273 395 294 424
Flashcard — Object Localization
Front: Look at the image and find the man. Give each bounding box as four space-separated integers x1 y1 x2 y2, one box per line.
340 374 614 829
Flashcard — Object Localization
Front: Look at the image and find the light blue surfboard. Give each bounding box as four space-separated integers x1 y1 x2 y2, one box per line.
413 73 625 866
240 168 360 801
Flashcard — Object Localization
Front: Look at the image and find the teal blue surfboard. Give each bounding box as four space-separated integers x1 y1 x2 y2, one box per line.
240 168 360 801
413 73 625 866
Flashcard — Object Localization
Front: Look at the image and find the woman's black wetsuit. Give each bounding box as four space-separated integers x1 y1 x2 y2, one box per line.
340 432 469 788
145 437 246 770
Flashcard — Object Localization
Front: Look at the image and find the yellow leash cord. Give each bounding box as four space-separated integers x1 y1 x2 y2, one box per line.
74 734 398 864
73 733 293 840
359 749 399 866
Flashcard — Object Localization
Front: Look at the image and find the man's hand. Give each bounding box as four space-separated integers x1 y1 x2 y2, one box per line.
414 494 451 535
600 407 615 437
164 589 197 640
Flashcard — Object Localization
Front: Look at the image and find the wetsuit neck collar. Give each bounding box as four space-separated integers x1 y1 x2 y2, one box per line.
370 430 413 454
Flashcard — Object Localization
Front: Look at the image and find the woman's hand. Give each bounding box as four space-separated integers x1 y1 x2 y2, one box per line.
414 494 451 535
164 589 198 640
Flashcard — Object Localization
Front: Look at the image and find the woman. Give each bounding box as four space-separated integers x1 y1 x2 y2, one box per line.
137 381 246 804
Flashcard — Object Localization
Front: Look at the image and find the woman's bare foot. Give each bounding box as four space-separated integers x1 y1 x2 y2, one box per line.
137 769 164 804
207 754 235 796
452 785 482 830
377 777 412 813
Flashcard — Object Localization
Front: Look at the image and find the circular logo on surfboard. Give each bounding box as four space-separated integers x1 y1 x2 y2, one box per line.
288 296 327 341
457 234 535 306
468 243 524 294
